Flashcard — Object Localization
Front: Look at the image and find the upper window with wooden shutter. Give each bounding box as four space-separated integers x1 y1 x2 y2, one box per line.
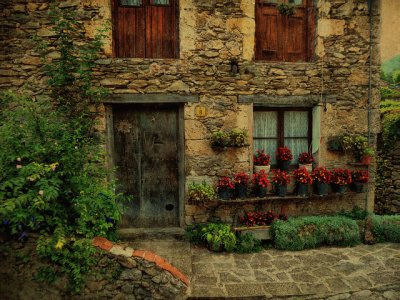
255 0 314 62
112 0 178 58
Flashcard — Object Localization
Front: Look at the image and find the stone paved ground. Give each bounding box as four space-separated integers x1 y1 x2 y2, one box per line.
128 240 400 299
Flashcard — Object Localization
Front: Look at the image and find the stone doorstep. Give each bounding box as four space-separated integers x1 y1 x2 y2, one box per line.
92 236 189 287
117 227 186 240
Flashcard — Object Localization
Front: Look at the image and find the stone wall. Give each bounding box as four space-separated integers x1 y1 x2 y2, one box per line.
0 0 381 223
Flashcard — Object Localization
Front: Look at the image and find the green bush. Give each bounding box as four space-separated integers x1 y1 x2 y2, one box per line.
272 216 360 251
371 215 400 243
201 223 237 252
235 233 262 253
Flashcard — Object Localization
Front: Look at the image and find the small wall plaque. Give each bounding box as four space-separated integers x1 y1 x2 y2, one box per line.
195 105 207 117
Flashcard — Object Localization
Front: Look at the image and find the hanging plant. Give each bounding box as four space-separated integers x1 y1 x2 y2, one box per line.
277 3 296 16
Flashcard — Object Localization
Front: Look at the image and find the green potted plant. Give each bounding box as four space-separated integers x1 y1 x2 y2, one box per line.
277 2 296 16
253 149 271 173
292 167 313 197
311 167 332 196
332 168 352 194
275 146 293 171
342 135 371 163
271 169 290 197
210 131 230 150
252 170 269 198
188 182 216 202
201 223 237 252
229 128 249 147
361 147 374 165
233 172 249 199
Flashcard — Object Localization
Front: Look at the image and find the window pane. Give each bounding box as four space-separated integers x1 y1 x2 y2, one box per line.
153 0 169 5
254 111 278 138
284 111 308 137
120 0 141 6
284 138 309 164
254 139 278 165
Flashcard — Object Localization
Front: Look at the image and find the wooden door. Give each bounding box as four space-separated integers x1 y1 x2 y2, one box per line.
113 104 180 227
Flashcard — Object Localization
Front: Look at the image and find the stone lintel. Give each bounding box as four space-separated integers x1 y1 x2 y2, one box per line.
105 93 199 104
238 94 336 107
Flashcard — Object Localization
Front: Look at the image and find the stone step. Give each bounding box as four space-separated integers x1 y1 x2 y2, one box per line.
117 227 186 241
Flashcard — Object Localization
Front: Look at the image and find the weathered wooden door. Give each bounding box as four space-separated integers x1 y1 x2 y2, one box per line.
113 104 180 227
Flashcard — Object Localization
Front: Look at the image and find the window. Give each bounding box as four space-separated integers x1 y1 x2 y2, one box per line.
253 108 312 165
112 0 179 58
255 0 314 62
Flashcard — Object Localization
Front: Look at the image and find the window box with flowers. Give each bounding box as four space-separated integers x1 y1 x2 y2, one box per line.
217 176 234 199
271 169 290 197
252 170 269 198
292 167 313 197
233 172 249 199
311 167 332 196
332 168 352 194
351 170 369 193
276 146 293 171
253 149 271 174
298 152 314 173
234 211 288 240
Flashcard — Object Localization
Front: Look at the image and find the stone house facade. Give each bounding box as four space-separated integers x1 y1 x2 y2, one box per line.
0 0 381 228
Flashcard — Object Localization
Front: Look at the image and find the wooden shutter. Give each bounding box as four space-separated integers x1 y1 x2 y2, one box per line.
255 0 313 62
113 0 178 58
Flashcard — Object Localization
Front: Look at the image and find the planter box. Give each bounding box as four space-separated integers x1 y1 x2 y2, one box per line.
234 225 272 240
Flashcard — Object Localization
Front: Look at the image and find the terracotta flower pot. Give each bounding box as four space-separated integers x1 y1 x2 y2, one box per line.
361 156 372 165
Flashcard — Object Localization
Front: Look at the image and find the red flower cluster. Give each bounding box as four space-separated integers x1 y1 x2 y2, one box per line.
238 211 288 227
298 152 314 164
292 167 313 185
311 167 332 183
253 149 271 166
276 146 293 162
271 169 290 185
234 172 249 185
332 168 352 186
351 170 369 183
252 170 269 188
217 176 234 189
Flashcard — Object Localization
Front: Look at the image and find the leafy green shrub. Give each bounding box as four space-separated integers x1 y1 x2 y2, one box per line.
380 87 400 100
201 223 237 252
185 223 207 245
272 216 360 251
371 215 400 243
235 233 262 253
188 182 216 202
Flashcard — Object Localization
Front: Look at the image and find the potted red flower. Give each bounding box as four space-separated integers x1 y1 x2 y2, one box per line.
271 169 290 197
311 167 332 196
276 146 293 170
253 149 271 174
332 168 352 194
233 172 249 198
298 152 314 173
292 167 313 197
351 170 369 193
252 170 269 197
217 176 234 199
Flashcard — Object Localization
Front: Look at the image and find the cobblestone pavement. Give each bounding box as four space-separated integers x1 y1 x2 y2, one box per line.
128 240 400 299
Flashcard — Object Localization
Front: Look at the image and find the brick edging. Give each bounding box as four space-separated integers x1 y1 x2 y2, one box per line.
92 237 189 286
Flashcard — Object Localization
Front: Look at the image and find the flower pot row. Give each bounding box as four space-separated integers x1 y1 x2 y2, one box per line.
254 149 314 171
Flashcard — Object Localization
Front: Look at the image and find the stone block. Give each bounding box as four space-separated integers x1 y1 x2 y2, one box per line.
318 19 345 37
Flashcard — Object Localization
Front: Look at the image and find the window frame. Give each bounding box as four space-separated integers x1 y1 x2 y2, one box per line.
253 107 313 165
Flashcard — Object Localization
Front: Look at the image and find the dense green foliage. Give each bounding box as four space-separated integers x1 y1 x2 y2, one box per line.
188 182 216 202
371 215 400 243
272 216 360 251
235 233 263 253
0 2 121 293
380 100 400 147
381 55 400 84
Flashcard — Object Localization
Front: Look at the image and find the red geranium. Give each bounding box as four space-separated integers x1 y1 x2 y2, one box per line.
332 168 352 186
238 210 287 227
252 170 269 188
351 170 369 183
253 149 271 166
292 167 313 185
276 146 293 162
233 172 249 186
311 167 332 184
298 152 314 164
217 176 234 189
271 169 290 185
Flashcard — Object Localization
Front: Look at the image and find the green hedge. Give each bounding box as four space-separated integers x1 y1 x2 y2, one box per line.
272 216 360 251
371 215 400 243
